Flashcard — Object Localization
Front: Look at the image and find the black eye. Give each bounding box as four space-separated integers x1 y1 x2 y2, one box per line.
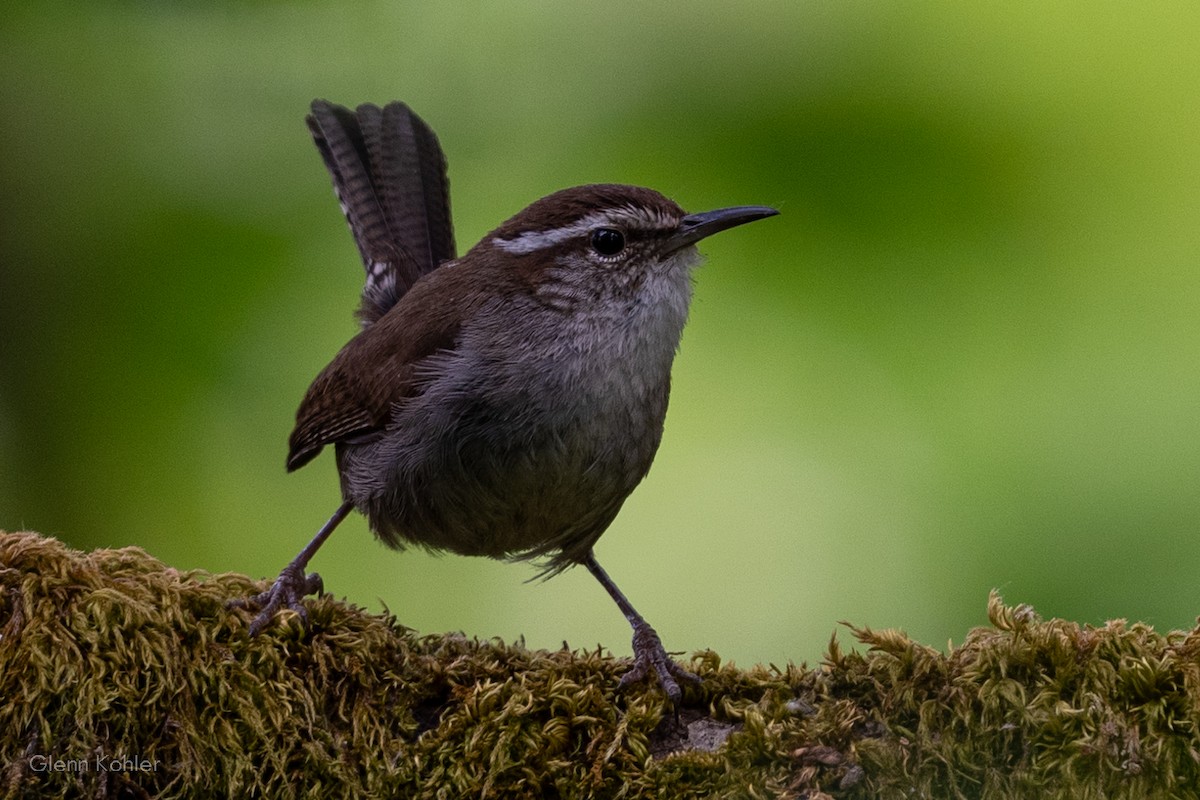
591 227 625 256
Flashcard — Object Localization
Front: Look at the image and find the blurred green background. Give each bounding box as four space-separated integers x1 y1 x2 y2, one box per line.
2 2 1198 668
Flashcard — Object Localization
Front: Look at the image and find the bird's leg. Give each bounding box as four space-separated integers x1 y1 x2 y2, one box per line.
584 550 701 708
228 500 354 635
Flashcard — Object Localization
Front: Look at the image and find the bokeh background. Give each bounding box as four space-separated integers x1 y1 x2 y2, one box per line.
2 3 1198 668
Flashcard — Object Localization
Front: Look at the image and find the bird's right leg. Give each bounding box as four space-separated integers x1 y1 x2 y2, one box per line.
583 550 701 709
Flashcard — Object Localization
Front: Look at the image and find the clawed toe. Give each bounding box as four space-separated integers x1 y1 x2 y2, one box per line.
619 622 701 707
227 564 324 635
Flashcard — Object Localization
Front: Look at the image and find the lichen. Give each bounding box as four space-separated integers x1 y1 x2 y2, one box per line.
2 531 1198 799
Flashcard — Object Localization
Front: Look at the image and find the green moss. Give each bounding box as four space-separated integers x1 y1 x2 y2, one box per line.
2 531 1199 798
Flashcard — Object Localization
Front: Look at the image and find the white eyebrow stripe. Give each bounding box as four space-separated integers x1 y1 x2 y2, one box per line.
493 214 604 255
492 205 680 255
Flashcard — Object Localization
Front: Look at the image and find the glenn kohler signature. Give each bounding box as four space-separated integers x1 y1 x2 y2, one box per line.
29 752 161 774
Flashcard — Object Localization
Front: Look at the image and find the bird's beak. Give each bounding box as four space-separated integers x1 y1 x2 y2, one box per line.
665 205 779 252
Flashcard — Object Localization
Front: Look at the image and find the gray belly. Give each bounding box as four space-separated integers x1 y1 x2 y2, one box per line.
335 380 669 571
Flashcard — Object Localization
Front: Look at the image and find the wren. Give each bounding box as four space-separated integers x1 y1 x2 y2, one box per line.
230 99 778 706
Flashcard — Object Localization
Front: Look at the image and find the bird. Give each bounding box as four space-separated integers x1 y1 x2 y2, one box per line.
230 99 778 706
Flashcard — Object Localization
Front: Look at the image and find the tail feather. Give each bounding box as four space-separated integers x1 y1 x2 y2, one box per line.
380 103 456 281
307 99 456 325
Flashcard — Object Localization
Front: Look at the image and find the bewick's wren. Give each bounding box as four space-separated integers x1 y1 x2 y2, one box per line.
231 99 778 705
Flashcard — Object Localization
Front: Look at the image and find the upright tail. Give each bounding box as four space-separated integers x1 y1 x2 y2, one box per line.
306 100 456 325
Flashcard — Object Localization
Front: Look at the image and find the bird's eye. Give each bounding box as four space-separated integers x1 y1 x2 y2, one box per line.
590 228 625 257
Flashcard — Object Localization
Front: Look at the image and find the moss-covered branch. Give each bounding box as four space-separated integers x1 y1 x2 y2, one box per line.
2 531 1198 799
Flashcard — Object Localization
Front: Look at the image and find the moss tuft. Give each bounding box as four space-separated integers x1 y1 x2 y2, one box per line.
2 531 1199 798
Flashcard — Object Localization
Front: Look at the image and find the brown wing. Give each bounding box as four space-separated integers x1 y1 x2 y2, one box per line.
285 367 375 472
284 261 498 472
286 307 461 472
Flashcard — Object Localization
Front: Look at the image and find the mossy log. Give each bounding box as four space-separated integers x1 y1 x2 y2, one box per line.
2 531 1199 799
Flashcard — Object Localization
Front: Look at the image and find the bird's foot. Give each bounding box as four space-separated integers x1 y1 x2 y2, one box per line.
619 621 702 708
227 562 324 636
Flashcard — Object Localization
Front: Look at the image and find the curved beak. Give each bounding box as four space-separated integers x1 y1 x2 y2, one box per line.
666 205 779 252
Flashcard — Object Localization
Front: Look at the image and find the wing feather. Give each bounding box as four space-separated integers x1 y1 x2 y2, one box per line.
285 270 473 472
